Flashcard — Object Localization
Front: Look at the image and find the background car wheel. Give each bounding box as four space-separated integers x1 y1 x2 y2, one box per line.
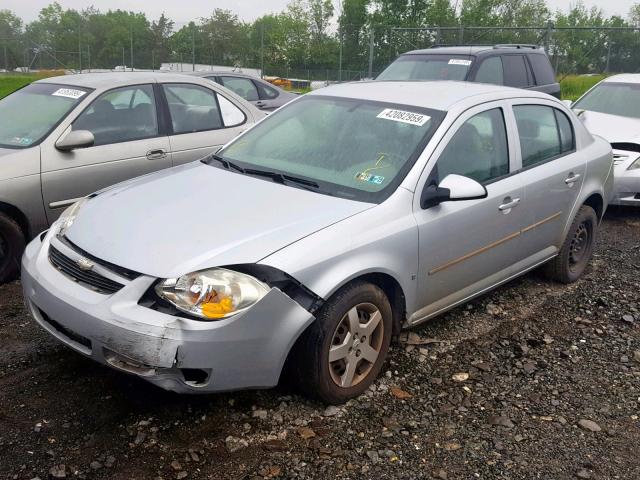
0 213 25 284
543 205 598 284
291 281 393 404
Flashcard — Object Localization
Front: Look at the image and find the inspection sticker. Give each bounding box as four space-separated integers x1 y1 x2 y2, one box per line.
355 172 385 185
52 88 87 100
448 59 472 66
377 109 430 127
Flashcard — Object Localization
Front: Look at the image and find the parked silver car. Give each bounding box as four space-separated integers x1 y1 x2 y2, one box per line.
22 81 613 404
0 72 263 282
571 74 640 206
188 71 298 111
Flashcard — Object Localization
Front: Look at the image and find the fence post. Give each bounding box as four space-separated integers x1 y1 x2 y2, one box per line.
436 26 441 46
459 26 464 44
368 27 375 78
544 20 552 54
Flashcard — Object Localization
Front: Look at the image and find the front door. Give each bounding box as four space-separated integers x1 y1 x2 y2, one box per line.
411 104 525 322
40 83 171 223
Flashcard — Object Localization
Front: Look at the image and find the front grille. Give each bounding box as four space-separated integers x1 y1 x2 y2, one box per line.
59 236 141 281
49 245 124 294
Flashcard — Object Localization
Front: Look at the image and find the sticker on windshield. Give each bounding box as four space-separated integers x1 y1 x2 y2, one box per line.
355 172 385 185
448 59 472 66
52 88 86 100
377 109 430 127
10 136 33 146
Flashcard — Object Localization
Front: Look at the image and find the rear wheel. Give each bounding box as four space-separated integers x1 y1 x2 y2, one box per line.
291 281 392 404
543 205 597 283
0 213 25 284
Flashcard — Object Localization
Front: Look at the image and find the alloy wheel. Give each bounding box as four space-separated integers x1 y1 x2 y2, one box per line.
328 303 384 388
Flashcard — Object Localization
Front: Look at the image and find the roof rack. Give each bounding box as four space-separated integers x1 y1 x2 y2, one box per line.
429 44 494 48
493 44 539 49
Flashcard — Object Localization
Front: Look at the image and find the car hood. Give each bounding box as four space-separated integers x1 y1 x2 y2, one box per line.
66 162 373 278
579 110 640 144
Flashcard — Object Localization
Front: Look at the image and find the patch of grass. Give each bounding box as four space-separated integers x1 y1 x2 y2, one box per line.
560 74 607 102
0 71 64 99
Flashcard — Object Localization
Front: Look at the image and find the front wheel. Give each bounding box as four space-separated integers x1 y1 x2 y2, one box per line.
291 281 392 404
0 213 25 284
543 205 598 283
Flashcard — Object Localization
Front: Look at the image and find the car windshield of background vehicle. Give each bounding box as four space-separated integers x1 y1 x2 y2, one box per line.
0 83 90 149
376 54 473 81
218 96 444 203
573 82 640 119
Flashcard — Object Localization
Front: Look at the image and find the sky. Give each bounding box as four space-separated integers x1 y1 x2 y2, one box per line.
3 0 636 24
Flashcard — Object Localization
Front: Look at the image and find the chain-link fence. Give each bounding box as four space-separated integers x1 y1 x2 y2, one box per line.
3 25 640 79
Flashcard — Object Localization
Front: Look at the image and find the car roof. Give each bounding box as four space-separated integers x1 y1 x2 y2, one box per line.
188 71 259 79
309 80 553 111
35 72 205 89
403 45 544 56
602 73 640 84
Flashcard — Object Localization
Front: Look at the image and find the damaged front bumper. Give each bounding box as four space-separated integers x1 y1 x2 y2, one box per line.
21 233 315 393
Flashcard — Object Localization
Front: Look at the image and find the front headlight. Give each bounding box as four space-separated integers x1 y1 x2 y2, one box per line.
155 268 270 320
55 197 88 236
628 157 640 170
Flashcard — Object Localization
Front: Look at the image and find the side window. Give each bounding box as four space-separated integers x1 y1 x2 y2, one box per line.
474 57 504 85
437 108 509 184
502 55 530 88
217 94 246 127
163 84 223 134
220 76 260 102
73 84 158 146
528 54 556 86
555 109 575 153
514 105 565 168
256 81 279 100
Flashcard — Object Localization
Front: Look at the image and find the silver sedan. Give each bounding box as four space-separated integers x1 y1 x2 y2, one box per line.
571 73 640 206
0 72 263 283
22 81 613 404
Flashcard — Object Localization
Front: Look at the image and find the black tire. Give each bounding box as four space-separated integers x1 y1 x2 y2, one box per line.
543 205 598 284
0 213 25 284
291 281 393 404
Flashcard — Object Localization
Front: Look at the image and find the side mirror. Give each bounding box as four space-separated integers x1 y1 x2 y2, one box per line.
562 99 574 108
421 174 488 209
55 130 95 152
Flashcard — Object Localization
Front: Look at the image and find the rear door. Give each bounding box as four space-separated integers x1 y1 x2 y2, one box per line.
40 83 171 223
508 100 585 261
160 82 251 165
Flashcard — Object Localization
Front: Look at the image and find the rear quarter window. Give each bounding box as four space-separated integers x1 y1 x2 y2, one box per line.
528 54 556 85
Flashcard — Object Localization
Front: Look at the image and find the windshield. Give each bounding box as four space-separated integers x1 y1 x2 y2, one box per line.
377 54 473 81
218 96 444 203
573 82 640 119
0 83 90 149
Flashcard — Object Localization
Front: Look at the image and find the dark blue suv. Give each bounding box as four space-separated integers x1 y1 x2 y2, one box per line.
377 44 560 99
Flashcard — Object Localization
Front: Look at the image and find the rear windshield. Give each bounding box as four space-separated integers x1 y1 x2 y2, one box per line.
0 82 90 149
377 54 473 81
573 82 640 119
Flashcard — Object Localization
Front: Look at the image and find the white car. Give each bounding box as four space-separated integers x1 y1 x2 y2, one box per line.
571 74 640 206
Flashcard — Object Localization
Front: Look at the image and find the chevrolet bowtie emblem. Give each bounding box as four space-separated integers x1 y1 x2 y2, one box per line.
76 258 94 271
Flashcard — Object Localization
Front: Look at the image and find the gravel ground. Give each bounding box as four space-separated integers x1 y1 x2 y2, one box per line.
1 207 639 480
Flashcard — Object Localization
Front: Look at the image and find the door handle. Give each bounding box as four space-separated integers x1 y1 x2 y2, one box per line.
146 149 167 160
565 173 581 185
499 197 521 212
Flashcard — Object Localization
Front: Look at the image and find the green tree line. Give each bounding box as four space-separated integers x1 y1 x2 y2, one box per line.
1 0 640 79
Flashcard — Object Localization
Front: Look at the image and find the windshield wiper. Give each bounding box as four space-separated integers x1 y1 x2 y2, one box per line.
202 154 245 173
243 168 320 189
